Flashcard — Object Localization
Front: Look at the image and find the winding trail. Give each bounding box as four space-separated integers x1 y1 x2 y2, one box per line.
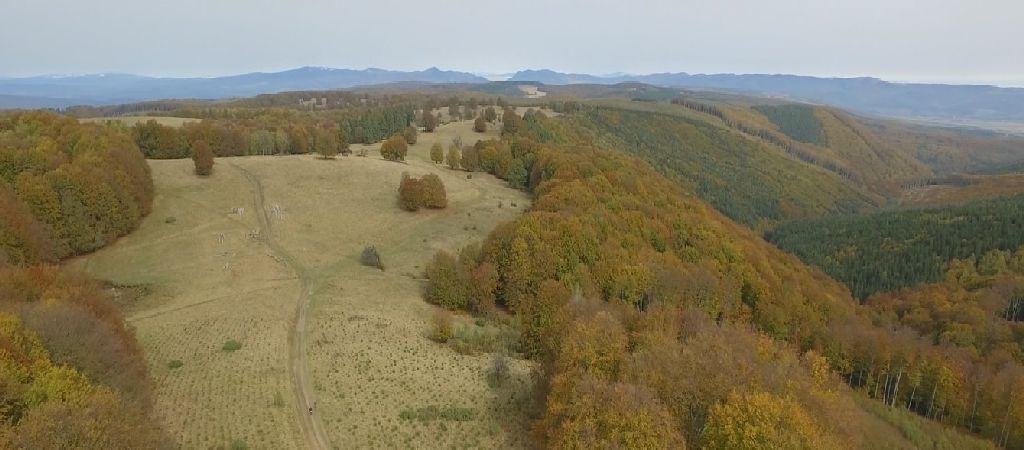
232 162 330 450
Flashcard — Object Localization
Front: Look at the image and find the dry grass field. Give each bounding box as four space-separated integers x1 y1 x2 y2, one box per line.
80 115 200 127
70 118 533 449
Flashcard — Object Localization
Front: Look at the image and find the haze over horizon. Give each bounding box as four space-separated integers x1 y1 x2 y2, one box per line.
3 0 1022 87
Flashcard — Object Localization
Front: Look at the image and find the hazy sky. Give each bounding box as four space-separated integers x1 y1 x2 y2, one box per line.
2 0 1022 85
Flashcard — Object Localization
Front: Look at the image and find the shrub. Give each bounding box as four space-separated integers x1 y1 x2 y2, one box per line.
420 174 447 209
429 309 454 343
488 352 510 387
449 323 521 355
403 126 418 145
430 143 444 164
192 140 214 176
474 116 487 133
446 146 461 170
424 251 467 309
398 173 424 212
222 340 242 352
422 111 438 132
167 359 183 369
380 134 408 161
398 173 446 211
230 439 248 450
399 405 476 422
360 246 384 270
460 146 480 172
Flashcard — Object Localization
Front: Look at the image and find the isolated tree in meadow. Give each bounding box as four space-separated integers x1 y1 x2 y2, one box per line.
484 106 497 123
474 116 487 133
380 134 408 161
430 142 444 164
422 111 438 132
461 146 480 172
192 140 214 176
398 173 424 211
398 172 447 211
403 126 418 145
446 146 462 170
419 174 447 209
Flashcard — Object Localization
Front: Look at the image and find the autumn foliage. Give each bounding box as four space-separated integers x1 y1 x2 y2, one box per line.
0 111 163 444
380 134 408 161
0 111 154 261
423 111 1023 447
191 139 215 174
398 172 447 211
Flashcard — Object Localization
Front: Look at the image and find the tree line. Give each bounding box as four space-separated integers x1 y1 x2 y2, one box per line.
0 111 165 446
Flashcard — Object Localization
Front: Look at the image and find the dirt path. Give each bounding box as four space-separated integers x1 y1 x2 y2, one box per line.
233 162 330 450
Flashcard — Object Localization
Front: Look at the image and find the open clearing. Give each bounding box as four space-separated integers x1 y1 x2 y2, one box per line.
70 118 532 449
899 173 1024 206
80 116 200 127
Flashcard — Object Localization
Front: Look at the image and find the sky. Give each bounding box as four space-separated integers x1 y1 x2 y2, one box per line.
2 0 1022 86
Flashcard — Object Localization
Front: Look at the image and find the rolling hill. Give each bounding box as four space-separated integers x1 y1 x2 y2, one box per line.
509 70 1024 122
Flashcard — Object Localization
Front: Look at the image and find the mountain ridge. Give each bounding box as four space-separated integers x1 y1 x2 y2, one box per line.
0 66 488 108
509 69 1024 121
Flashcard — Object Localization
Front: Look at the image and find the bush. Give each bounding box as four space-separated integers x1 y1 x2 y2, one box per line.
474 117 487 133
399 405 476 422
403 126 418 145
488 352 510 387
398 173 424 211
448 323 521 355
192 140 215 176
360 246 384 270
167 359 183 369
446 146 461 170
380 134 408 161
430 143 444 164
429 309 454 343
422 111 438 132
461 146 480 172
424 251 467 309
222 340 242 352
398 173 447 211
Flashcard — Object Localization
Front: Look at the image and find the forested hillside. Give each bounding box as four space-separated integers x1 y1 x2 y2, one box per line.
422 110 1017 448
539 105 880 229
0 112 165 446
767 194 1024 299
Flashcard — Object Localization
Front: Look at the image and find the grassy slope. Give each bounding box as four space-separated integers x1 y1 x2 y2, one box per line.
71 119 534 449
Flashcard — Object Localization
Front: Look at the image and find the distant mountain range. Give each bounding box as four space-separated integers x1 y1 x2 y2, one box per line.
508 70 1024 121
0 67 487 108
2 66 1023 122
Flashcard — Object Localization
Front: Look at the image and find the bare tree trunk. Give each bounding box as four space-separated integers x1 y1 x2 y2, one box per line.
891 367 903 408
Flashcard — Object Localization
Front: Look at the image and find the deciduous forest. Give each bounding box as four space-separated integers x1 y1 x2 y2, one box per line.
0 112 165 446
